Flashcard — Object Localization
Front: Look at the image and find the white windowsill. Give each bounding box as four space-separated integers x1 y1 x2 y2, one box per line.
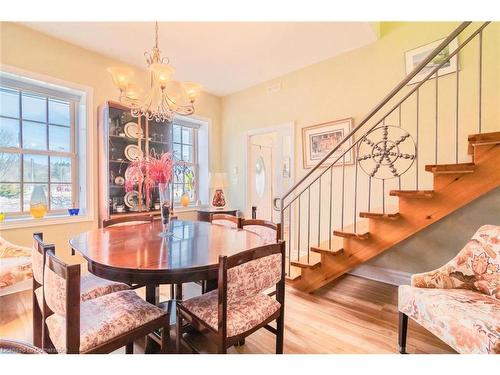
0 214 94 230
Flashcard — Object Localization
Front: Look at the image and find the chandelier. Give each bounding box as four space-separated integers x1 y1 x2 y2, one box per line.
107 22 202 122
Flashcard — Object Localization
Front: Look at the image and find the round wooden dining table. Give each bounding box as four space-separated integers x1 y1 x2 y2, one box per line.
70 219 268 305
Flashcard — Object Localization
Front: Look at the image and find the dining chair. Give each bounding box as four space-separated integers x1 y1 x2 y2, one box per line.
240 219 281 243
102 214 154 228
176 241 286 354
42 248 170 354
209 213 242 229
32 233 129 349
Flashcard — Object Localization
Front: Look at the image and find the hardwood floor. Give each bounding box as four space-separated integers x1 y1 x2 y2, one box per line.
0 274 454 354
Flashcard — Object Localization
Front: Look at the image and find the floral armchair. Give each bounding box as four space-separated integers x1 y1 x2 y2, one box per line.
398 225 500 354
0 237 32 295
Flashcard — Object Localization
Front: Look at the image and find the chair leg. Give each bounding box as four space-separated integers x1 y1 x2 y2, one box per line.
398 312 408 354
176 314 183 354
160 322 170 354
126 342 134 354
276 314 284 354
32 293 42 348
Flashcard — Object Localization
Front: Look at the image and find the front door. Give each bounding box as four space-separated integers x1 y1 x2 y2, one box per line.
249 142 274 221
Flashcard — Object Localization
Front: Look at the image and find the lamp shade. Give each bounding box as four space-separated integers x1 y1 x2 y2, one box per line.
107 67 134 90
209 172 228 189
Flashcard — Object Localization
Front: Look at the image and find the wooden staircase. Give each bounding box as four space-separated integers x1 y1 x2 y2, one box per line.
286 133 500 292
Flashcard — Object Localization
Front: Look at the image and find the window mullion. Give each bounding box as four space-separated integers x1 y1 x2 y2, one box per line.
19 90 24 213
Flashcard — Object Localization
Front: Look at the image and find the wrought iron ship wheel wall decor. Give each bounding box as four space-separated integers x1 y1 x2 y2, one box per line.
357 125 416 180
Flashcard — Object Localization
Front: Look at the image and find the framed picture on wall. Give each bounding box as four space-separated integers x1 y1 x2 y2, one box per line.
302 118 353 169
405 38 458 85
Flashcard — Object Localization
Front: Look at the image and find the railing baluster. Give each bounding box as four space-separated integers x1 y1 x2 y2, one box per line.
288 205 292 276
307 186 311 263
318 176 321 246
329 166 333 249
416 88 419 190
297 195 301 262
354 153 359 232
435 71 439 164
382 179 385 215
341 154 345 230
368 176 371 212
455 48 460 163
398 104 402 127
478 30 483 133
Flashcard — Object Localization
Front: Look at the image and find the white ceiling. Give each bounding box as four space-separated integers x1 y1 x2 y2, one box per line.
21 22 378 96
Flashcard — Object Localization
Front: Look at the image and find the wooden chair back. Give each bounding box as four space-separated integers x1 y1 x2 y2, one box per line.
102 214 154 228
241 219 281 242
43 249 81 353
209 214 242 228
217 241 285 344
32 233 54 349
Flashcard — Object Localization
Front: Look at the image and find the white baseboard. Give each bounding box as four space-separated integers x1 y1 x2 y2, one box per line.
348 264 411 286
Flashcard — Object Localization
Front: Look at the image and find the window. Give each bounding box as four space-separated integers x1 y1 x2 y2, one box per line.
172 121 197 205
0 85 77 215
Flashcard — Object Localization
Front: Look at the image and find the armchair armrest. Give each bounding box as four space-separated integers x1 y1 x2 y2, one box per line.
411 264 456 289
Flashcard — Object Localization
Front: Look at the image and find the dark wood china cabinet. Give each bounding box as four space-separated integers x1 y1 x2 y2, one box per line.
98 101 172 226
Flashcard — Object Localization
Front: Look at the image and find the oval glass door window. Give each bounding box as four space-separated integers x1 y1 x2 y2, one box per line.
255 156 266 198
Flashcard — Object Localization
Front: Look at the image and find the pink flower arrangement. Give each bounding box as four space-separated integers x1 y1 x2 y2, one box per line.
124 152 174 207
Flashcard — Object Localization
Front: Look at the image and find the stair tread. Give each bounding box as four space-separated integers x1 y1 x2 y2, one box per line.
468 131 500 142
359 212 400 220
333 230 370 240
390 190 434 198
310 246 344 255
425 162 475 174
468 131 500 154
290 252 321 269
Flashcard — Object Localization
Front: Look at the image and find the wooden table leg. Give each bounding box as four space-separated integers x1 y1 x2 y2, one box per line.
145 284 160 353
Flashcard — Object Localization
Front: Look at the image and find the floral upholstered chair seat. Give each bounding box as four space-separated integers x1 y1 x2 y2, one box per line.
0 237 32 291
398 225 500 354
181 252 282 338
182 290 280 337
45 290 166 353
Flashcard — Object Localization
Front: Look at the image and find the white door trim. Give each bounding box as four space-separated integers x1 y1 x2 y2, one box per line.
243 122 295 219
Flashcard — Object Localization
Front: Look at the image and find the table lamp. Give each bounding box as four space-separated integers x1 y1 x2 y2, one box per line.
209 172 228 209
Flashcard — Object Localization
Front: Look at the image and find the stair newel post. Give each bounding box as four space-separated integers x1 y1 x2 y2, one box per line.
455 45 460 164
435 70 439 165
354 146 359 233
328 166 333 250
478 30 483 134
317 176 321 247
341 154 346 231
416 88 420 190
297 195 301 263
307 186 311 264
288 203 292 277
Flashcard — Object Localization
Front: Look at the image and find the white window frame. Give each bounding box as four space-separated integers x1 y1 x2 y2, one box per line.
0 83 78 215
0 66 94 229
173 122 198 206
172 115 210 209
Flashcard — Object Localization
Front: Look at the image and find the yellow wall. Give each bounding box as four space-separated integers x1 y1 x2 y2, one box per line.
221 21 500 211
0 22 222 255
